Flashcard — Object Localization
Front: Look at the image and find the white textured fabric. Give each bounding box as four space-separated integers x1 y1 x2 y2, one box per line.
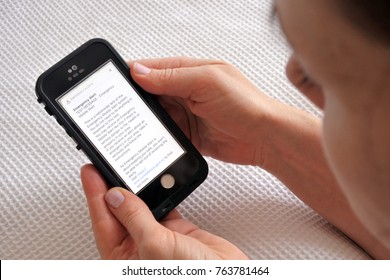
0 0 370 259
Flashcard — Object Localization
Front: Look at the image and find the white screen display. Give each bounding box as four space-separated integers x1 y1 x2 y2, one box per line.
57 60 185 193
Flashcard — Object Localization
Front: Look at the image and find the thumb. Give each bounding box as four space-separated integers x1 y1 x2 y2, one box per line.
131 62 201 99
104 187 164 245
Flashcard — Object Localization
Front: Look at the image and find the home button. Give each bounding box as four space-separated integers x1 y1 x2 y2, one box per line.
160 174 175 189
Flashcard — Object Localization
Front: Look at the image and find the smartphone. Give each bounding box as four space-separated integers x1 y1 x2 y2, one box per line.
35 38 208 219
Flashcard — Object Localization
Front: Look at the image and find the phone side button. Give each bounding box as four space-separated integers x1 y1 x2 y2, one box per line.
79 148 91 161
44 106 53 116
68 135 80 148
56 118 63 126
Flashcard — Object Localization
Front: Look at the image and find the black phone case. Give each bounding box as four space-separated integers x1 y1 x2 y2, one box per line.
35 38 208 220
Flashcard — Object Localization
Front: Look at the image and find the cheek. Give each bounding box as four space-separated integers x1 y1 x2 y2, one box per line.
321 106 349 185
321 96 376 199
322 97 390 237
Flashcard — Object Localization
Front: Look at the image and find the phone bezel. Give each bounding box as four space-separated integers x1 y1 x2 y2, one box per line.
35 38 208 218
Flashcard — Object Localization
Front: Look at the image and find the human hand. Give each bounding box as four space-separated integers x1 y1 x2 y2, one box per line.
129 57 277 166
81 164 249 259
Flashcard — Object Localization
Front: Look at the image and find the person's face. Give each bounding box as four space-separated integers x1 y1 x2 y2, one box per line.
276 0 390 240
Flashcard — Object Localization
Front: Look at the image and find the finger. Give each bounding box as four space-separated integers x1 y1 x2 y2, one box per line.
128 57 222 70
80 164 128 255
161 208 183 221
130 61 218 102
160 210 201 235
130 63 196 98
104 187 165 245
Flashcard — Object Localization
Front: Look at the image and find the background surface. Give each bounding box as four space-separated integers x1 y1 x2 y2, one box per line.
0 0 369 259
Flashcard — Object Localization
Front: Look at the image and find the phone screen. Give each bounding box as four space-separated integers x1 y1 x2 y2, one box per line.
57 60 185 193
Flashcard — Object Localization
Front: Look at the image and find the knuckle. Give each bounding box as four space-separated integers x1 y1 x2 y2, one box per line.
159 68 176 82
121 204 144 228
202 61 236 84
213 61 237 76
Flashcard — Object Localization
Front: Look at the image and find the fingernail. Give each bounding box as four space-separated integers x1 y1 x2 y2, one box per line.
105 189 125 208
133 62 151 75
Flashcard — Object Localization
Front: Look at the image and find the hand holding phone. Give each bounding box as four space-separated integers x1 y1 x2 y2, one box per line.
81 164 248 260
36 39 208 219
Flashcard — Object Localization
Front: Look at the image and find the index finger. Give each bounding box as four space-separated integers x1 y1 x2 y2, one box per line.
80 164 129 256
127 57 223 70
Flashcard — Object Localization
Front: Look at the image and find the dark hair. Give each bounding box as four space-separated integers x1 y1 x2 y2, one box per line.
338 0 390 44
